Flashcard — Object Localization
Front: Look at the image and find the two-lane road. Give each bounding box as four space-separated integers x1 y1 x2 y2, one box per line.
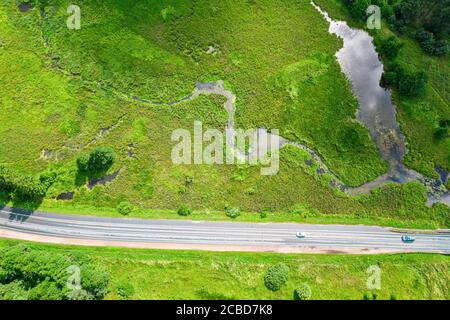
0 206 449 254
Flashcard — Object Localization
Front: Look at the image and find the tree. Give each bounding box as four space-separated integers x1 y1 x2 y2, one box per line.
264 263 289 291
295 284 312 300
397 71 427 96
76 146 115 174
380 36 403 59
87 147 115 172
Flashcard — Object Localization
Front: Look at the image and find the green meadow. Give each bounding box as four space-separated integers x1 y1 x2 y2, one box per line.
0 0 448 228
1 240 448 300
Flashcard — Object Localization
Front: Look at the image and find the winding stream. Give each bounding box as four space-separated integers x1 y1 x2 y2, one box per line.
33 3 448 206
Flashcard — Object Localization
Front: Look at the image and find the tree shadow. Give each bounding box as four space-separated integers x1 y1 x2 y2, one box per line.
5 195 44 223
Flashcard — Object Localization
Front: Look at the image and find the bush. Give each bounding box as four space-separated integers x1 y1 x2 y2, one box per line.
382 63 427 97
225 207 240 219
294 284 312 300
380 36 403 59
117 201 134 215
397 71 427 96
264 263 289 291
415 29 449 56
116 281 135 299
439 119 450 128
177 207 192 216
434 128 449 140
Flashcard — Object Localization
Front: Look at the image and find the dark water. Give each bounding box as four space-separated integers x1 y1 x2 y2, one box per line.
18 3 32 12
312 3 406 166
88 170 121 190
311 2 449 206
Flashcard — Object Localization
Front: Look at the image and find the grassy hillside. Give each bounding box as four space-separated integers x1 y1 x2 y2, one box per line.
0 240 448 300
0 0 448 227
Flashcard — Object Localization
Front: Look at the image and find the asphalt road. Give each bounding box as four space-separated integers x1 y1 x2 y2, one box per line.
0 206 449 254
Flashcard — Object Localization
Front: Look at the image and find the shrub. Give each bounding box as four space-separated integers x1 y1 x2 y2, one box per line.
397 71 427 96
380 36 403 59
415 29 449 56
434 128 449 140
177 207 192 216
439 120 450 128
117 201 134 215
116 281 135 299
226 207 240 219
294 284 312 300
382 63 427 97
390 294 398 300
264 263 289 291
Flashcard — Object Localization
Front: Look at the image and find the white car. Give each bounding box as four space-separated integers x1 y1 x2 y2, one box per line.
296 232 307 238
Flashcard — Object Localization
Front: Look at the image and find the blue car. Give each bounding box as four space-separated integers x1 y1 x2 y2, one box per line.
401 235 416 243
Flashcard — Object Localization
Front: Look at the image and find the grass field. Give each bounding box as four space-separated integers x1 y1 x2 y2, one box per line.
0 0 448 228
0 239 448 300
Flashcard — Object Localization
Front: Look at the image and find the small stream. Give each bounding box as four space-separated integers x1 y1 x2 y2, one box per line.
42 2 447 207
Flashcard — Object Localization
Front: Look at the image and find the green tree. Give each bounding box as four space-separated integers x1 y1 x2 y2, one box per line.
295 284 312 300
264 263 289 291
87 147 115 172
380 36 403 59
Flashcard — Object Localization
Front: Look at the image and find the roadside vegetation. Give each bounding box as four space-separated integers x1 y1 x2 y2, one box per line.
0 243 109 300
0 0 448 228
0 240 448 300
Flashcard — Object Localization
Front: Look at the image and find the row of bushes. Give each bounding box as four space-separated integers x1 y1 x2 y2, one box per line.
0 244 110 300
415 29 450 56
381 62 428 97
